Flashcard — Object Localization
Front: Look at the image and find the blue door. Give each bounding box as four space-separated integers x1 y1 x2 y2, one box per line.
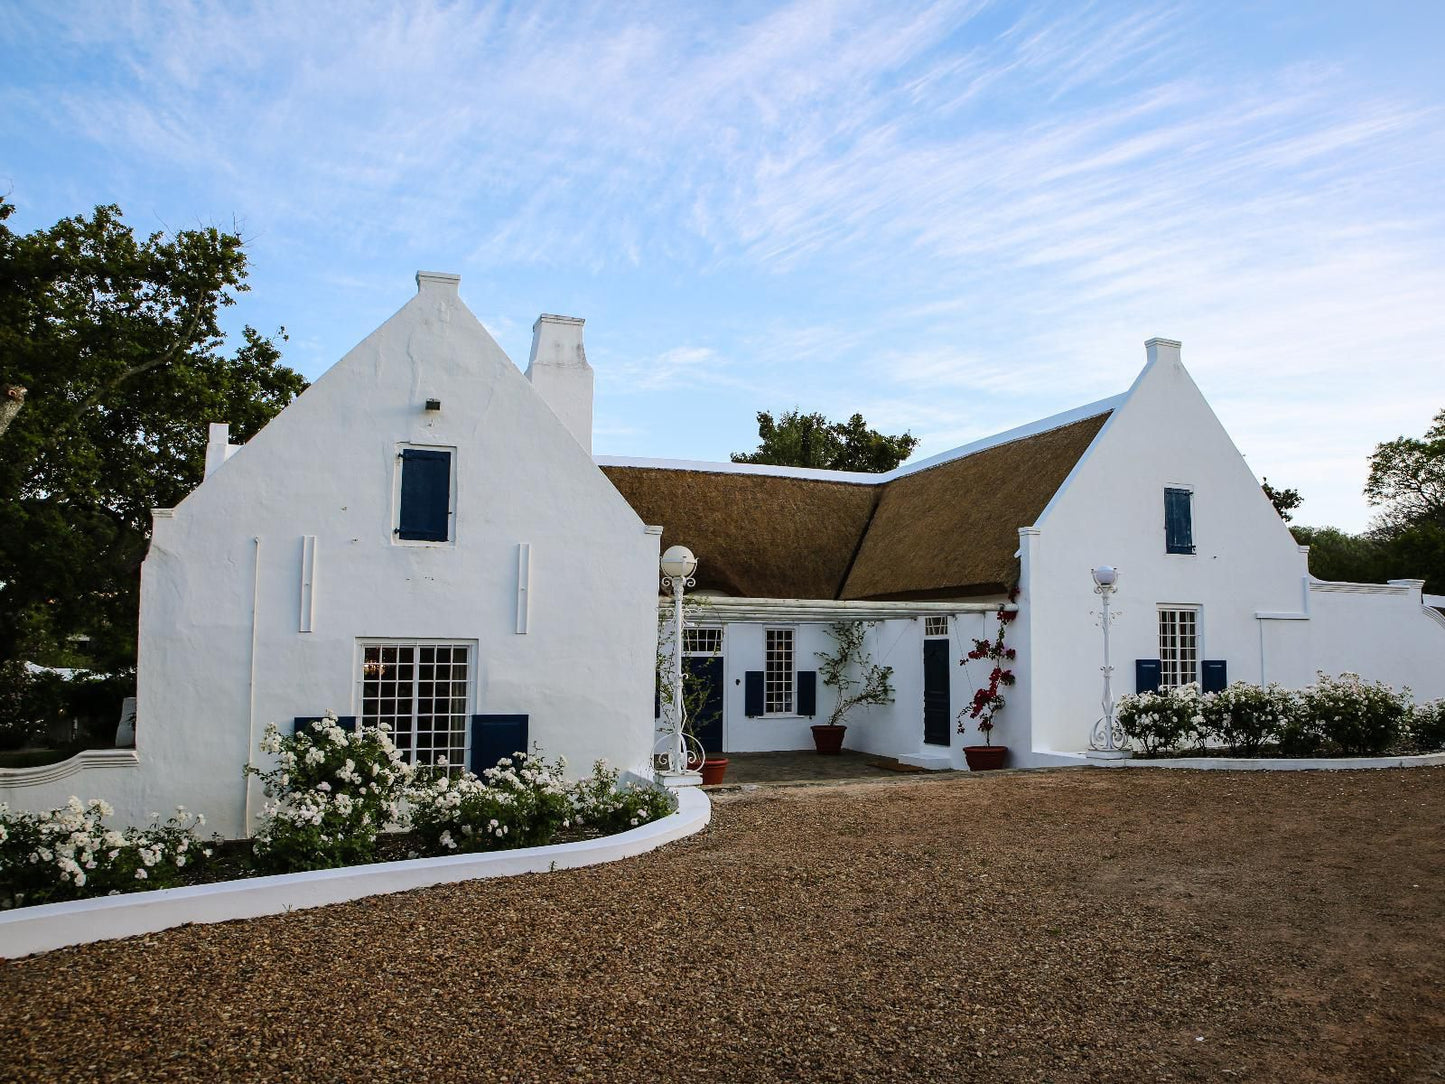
684 656 725 756
923 638 951 746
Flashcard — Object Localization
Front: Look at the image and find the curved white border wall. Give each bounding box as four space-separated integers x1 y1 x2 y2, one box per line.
0 787 709 959
0 749 139 788
1063 752 1445 771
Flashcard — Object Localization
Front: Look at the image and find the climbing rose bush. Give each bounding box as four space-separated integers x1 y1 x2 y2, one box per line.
247 713 413 872
1199 682 1296 755
1406 699 1445 753
0 798 212 907
409 751 573 855
1116 682 1207 755
570 760 676 836
1297 672 1409 756
409 754 676 856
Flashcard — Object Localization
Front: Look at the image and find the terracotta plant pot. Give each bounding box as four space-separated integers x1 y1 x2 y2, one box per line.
963 745 1008 771
699 757 729 786
811 724 847 754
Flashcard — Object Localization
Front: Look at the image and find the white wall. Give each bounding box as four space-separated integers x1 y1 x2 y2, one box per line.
1022 339 1445 754
0 274 661 838
1261 582 1445 697
656 611 994 768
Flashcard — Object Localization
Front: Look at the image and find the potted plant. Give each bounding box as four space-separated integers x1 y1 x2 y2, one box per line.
960 589 1018 770
813 621 895 754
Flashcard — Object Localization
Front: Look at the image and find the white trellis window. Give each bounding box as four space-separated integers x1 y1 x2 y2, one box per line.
684 627 723 656
765 628 795 714
358 642 471 771
924 616 950 637
1158 608 1199 688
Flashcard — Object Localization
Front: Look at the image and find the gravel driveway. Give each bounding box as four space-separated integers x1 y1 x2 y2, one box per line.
3 766 1443 1082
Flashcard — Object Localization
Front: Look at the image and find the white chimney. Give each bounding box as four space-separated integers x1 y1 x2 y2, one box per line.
526 314 593 453
204 422 236 478
1145 337 1182 367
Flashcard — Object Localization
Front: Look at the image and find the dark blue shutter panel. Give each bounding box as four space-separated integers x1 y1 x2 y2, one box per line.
336 716 357 733
654 676 661 719
293 716 323 736
469 714 528 775
744 672 764 717
1135 660 1161 693
1202 660 1227 693
398 449 451 541
1165 488 1193 554
797 671 817 717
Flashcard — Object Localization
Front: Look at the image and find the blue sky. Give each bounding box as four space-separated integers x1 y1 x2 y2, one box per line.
4 1 1442 531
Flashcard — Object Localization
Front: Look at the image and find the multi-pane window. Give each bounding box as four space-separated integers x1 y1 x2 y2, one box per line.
360 642 470 771
1165 487 1195 554
764 628 794 715
924 616 950 637
1158 609 1199 687
683 627 723 656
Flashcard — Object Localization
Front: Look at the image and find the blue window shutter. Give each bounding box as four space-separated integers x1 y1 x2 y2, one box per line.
744 672 764 717
398 449 451 541
469 714 528 775
797 671 817 717
293 716 324 735
1202 660 1227 693
336 716 357 733
1165 488 1194 554
1135 660 1161 693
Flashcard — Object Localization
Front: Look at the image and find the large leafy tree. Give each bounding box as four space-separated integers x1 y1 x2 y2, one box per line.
0 199 307 670
731 409 918 473
1285 410 1445 593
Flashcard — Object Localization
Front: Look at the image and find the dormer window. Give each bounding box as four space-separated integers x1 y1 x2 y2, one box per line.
1164 487 1194 555
396 446 455 543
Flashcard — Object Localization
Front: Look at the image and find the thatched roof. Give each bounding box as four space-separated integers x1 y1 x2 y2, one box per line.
600 408 1112 601
841 413 1110 599
600 468 877 599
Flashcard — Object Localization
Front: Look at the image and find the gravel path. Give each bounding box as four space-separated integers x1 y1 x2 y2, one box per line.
3 766 1443 1082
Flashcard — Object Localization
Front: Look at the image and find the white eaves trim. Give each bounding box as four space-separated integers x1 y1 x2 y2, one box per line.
595 394 1126 485
0 748 139 789
673 597 1015 623
0 787 710 959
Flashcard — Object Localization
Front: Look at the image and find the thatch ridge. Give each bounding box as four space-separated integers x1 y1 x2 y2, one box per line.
841 412 1111 599
601 410 1111 600
600 467 878 599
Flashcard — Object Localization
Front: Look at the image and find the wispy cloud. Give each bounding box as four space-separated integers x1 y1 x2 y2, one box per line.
4 0 1442 529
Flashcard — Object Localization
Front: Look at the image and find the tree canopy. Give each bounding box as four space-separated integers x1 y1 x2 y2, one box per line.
1261 478 1302 522
0 198 307 671
1288 409 1445 593
731 409 919 473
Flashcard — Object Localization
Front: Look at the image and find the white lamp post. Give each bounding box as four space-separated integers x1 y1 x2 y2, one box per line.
659 545 698 777
1088 565 1126 756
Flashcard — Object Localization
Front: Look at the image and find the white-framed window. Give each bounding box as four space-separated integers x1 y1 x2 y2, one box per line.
924 616 950 637
394 444 457 544
1158 608 1199 687
764 627 795 715
683 626 723 656
358 641 472 771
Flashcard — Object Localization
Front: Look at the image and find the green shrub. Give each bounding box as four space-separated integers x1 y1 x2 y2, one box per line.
0 798 213 907
570 760 676 836
409 751 572 855
1116 683 1206 755
247 714 413 873
1201 682 1296 755
1299 673 1410 755
1406 699 1445 753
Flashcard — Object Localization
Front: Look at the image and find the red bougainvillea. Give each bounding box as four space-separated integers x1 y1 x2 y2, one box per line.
959 587 1019 745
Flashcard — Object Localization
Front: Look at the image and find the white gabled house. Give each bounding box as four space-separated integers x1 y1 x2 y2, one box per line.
3 278 1443 834
607 338 1445 768
1 273 661 838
